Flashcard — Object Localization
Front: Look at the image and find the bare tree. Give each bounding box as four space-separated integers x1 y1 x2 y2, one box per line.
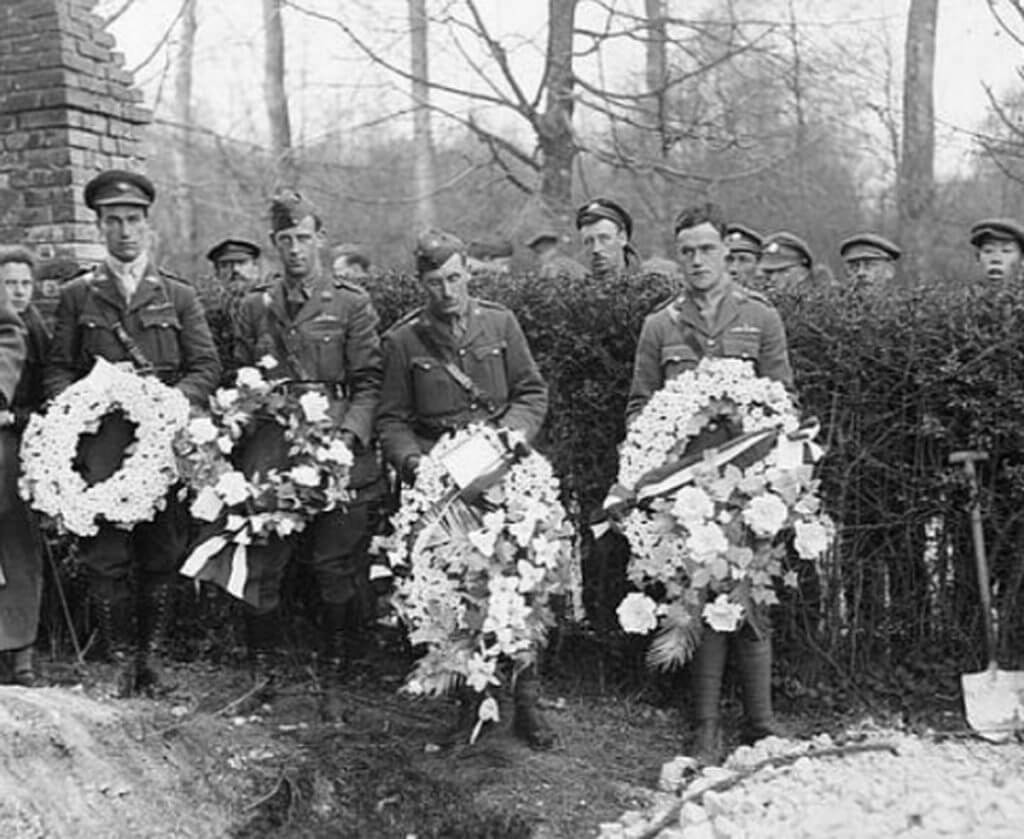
899 0 939 281
171 0 197 265
263 0 295 185
408 0 437 229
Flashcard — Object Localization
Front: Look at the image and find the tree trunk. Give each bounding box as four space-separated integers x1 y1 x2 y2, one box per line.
262 0 295 185
644 0 667 149
537 0 579 225
408 0 436 229
171 0 197 273
899 0 939 284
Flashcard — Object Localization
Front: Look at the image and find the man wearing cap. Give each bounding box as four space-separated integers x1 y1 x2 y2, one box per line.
576 198 642 280
331 243 371 285
527 231 586 281
207 237 262 299
758 232 813 294
724 223 763 287
233 191 383 721
466 236 515 278
625 202 793 764
839 233 901 291
969 218 1024 282
377 229 553 749
45 169 221 697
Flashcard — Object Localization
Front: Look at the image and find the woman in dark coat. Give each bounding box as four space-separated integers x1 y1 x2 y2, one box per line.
0 246 49 686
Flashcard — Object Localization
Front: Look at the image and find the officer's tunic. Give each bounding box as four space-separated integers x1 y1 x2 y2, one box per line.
0 304 47 651
377 297 548 471
44 264 221 594
232 274 383 611
625 282 793 425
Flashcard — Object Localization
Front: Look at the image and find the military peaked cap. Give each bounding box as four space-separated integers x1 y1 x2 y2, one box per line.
969 218 1024 249
576 197 633 239
725 223 763 256
206 237 261 264
839 232 901 262
332 242 370 268
414 229 466 274
468 236 514 260
526 230 560 249
269 190 318 232
84 169 155 211
760 231 813 270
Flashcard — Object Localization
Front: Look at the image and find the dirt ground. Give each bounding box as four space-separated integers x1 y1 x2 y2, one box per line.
0 625 974 839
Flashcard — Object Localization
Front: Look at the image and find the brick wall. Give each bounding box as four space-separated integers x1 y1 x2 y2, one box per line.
0 0 150 279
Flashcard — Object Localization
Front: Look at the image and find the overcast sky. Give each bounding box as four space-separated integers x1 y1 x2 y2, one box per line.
95 0 1023 177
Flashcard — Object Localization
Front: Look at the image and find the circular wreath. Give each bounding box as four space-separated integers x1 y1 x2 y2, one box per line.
613 357 834 668
19 357 190 537
373 424 578 705
174 356 354 547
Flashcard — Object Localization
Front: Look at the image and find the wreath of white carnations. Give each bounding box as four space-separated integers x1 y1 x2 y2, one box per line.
373 424 578 722
613 357 834 669
19 357 190 537
174 356 354 603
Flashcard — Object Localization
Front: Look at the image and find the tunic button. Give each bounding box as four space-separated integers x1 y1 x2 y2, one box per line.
458 349 466 356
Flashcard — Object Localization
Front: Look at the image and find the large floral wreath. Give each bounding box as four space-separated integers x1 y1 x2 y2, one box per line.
175 356 353 603
612 357 834 668
19 358 190 537
373 425 576 718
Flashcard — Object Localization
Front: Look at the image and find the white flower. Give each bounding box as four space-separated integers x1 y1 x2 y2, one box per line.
478 695 500 722
215 470 250 506
317 438 354 466
299 391 330 423
216 435 234 454
743 492 789 538
257 354 279 370
465 653 500 692
190 485 224 521
214 388 239 411
516 559 546 593
794 519 831 559
670 486 714 528
289 464 321 487
686 522 729 562
617 592 659 634
235 366 265 390
187 416 219 445
702 594 744 632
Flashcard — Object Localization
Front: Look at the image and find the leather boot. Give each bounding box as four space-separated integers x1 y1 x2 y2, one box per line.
94 595 138 698
318 602 350 723
690 629 729 765
12 646 40 687
137 583 178 695
513 664 556 750
735 632 780 745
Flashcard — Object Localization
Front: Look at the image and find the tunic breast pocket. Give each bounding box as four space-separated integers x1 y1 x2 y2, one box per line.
410 356 462 418
721 331 761 361
77 314 122 362
138 305 182 368
660 343 700 379
300 320 347 382
465 342 508 403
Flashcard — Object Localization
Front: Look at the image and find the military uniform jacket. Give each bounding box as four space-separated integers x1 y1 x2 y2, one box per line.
625 282 793 425
234 274 382 488
377 298 548 469
45 263 220 405
0 303 26 408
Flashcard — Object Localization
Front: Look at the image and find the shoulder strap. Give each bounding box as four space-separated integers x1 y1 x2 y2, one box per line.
416 326 499 415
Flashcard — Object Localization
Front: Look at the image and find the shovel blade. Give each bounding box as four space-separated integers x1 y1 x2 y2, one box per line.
961 666 1024 742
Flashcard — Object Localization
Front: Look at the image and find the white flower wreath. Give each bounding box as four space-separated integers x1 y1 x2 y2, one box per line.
19 358 190 537
373 425 578 710
613 357 834 668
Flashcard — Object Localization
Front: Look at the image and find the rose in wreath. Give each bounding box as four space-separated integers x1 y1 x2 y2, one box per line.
613 357 834 669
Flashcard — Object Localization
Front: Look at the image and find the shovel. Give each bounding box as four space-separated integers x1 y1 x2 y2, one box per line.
951 450 1024 742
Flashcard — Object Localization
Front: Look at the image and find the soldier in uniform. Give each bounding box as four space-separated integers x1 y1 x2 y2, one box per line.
233 191 383 721
526 230 587 281
758 232 814 295
377 229 553 749
724 223 763 287
207 237 262 299
45 170 221 696
969 218 1024 283
838 233 900 291
576 198 642 280
625 202 793 764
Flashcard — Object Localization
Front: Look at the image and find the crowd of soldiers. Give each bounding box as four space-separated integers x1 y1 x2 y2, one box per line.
0 166 1022 762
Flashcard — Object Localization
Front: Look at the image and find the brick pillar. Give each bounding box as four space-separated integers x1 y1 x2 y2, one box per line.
0 0 151 273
